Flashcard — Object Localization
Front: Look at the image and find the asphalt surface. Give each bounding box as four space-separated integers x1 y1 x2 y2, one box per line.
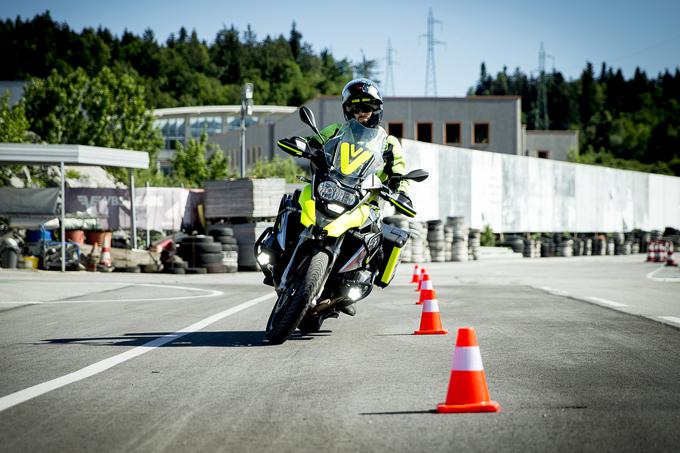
1 257 679 452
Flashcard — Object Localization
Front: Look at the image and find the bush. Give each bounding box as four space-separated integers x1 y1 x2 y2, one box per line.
480 224 495 246
248 156 305 183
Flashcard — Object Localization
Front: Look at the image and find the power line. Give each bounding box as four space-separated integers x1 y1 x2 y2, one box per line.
535 41 554 130
384 39 397 96
421 8 445 97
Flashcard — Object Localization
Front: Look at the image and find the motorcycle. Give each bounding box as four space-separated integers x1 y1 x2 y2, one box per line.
254 106 428 344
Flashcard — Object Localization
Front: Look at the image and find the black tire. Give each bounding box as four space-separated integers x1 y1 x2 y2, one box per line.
217 236 238 245
204 263 227 273
179 242 222 254
265 251 329 345
180 235 214 244
172 260 188 269
186 267 207 274
297 314 324 334
198 252 223 264
222 244 239 252
170 267 186 274
208 225 234 237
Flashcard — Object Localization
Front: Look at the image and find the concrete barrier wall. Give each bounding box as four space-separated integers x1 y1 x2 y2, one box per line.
402 139 680 232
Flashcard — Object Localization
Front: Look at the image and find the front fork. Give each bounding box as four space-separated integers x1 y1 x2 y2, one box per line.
276 227 344 308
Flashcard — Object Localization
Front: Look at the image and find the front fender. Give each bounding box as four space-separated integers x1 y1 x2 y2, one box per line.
298 183 373 238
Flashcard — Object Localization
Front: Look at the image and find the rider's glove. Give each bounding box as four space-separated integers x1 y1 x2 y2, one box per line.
395 191 412 207
392 191 416 217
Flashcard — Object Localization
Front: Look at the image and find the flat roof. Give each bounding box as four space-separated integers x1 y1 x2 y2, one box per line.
0 143 149 169
153 105 297 118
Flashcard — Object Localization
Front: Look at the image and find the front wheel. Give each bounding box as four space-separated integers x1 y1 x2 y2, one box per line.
265 251 329 344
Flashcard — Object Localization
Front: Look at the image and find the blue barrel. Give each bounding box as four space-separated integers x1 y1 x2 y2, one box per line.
26 229 53 243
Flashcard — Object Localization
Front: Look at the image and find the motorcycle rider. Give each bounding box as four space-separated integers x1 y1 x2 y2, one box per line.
300 78 414 317
308 78 413 212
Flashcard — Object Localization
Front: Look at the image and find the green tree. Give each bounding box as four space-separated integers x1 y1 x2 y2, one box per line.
0 93 29 142
248 155 304 183
353 50 380 83
0 93 31 186
22 67 163 181
171 132 233 187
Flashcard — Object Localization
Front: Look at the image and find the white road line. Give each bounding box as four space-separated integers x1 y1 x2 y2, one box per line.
584 296 628 308
0 292 276 413
539 286 569 296
658 316 680 327
646 266 680 282
0 283 223 304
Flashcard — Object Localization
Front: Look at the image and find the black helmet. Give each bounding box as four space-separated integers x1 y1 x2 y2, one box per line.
341 78 384 127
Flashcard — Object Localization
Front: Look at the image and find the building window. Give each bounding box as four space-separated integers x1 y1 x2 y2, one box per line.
445 123 461 144
154 117 186 150
473 123 490 145
388 122 404 139
416 122 432 143
538 150 550 159
191 116 222 137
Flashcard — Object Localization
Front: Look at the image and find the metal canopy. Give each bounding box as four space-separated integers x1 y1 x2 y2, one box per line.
0 143 148 168
0 143 149 272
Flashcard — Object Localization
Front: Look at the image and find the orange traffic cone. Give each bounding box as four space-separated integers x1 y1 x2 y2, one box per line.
666 242 678 267
437 327 501 413
414 295 448 335
87 242 99 272
660 241 668 263
410 264 420 284
99 244 112 271
417 272 435 305
646 241 654 262
416 267 427 291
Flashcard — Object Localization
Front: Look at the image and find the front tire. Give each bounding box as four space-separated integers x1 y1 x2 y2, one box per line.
265 251 329 344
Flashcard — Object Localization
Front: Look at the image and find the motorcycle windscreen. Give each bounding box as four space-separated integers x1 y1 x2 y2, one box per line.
324 119 386 187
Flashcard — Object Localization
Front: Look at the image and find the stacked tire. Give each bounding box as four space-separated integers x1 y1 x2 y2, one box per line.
177 235 225 274
408 221 428 263
583 237 593 256
163 256 188 274
540 235 556 257
556 236 574 257
468 229 481 260
447 217 468 262
523 238 540 258
207 225 239 273
573 237 584 256
427 220 446 262
592 235 606 255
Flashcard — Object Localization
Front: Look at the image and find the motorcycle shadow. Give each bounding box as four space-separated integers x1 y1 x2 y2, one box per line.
41 330 332 348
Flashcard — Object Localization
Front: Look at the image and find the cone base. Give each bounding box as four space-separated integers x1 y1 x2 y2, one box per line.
436 400 501 413
414 329 448 335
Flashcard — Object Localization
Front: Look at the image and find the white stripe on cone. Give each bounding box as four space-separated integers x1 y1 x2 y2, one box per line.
452 346 484 371
422 298 440 313
421 279 433 290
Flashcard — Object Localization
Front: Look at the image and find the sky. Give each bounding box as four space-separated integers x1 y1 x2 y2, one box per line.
2 0 680 97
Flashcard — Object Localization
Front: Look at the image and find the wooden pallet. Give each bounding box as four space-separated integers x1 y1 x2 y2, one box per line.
205 178 286 219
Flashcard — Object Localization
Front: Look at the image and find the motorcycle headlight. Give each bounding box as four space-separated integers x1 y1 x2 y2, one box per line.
317 181 358 207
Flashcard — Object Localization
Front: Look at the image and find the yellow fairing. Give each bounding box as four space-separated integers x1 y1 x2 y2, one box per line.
380 246 402 284
324 204 372 237
299 184 316 227
297 184 372 238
